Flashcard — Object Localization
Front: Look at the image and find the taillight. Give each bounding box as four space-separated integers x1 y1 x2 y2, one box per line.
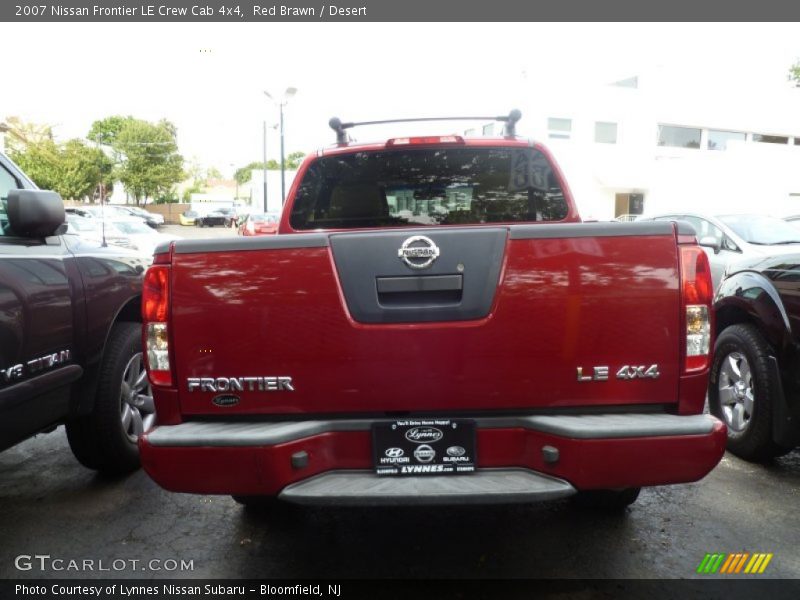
142 262 173 387
680 246 713 372
386 135 464 146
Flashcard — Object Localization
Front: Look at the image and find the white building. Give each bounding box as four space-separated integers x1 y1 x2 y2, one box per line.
248 168 298 214
498 68 800 221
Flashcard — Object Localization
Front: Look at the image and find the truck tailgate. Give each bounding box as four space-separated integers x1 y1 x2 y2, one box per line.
170 222 681 416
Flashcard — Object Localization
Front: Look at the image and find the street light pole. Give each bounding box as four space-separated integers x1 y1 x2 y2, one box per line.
264 87 297 206
279 103 285 205
262 120 268 213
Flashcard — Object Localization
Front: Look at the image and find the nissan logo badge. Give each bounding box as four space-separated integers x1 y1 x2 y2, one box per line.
405 427 444 444
398 235 440 270
413 444 436 463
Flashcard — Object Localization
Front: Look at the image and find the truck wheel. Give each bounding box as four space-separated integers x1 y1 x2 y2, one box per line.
709 324 792 461
573 488 641 511
66 322 156 474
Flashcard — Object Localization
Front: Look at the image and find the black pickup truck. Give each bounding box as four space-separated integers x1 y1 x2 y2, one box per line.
710 254 800 461
0 151 153 473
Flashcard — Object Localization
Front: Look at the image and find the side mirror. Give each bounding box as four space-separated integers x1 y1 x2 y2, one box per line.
6 189 65 238
698 236 721 255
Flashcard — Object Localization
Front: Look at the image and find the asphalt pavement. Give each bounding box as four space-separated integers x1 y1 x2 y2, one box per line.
1 429 799 579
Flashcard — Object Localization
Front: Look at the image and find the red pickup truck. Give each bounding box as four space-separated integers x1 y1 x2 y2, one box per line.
140 113 726 509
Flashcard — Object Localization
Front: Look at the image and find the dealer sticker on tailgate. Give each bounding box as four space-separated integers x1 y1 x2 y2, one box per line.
372 419 476 476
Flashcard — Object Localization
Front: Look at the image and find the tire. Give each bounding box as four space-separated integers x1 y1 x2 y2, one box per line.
708 324 792 461
573 488 641 511
66 322 155 474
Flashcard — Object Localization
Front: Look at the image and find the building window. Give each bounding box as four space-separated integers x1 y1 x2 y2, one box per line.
753 134 789 144
548 118 572 140
707 130 746 151
595 122 618 144
657 125 701 149
795 138 800 146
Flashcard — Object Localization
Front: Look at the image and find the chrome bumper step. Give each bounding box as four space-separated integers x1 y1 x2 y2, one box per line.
145 413 717 447
278 468 576 506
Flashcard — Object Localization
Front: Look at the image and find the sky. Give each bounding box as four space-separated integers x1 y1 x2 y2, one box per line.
2 22 799 177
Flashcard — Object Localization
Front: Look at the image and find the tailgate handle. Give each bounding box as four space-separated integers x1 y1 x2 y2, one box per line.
376 275 463 307
376 275 463 294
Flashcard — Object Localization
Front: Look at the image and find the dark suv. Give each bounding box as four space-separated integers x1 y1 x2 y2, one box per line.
710 254 800 461
0 151 154 473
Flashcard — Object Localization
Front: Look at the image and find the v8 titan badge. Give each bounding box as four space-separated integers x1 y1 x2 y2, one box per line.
372 419 476 476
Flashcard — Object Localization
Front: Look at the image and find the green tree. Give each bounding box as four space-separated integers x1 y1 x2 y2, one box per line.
790 60 800 86
234 161 266 184
285 151 306 169
58 140 111 200
113 118 184 205
10 138 111 201
181 180 206 202
233 152 306 184
87 115 135 147
3 116 53 155
9 139 61 191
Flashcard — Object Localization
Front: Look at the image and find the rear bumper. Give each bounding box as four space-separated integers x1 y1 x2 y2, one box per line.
139 413 726 504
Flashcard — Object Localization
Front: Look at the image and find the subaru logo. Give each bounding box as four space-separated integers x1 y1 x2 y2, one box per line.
413 444 436 463
398 235 440 270
446 446 466 457
405 427 444 444
385 447 404 458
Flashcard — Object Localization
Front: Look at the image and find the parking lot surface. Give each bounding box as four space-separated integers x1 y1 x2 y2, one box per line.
0 429 799 579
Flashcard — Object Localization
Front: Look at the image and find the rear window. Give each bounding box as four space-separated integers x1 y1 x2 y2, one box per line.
289 146 569 230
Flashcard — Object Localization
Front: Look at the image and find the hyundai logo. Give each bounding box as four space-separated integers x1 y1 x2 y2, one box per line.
385 447 405 458
398 235 440 270
413 444 436 463
405 427 444 444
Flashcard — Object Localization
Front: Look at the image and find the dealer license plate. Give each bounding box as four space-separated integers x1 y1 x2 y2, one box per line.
372 419 476 476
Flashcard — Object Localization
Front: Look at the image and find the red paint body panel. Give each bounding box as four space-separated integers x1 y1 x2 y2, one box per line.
169 232 682 416
139 422 726 495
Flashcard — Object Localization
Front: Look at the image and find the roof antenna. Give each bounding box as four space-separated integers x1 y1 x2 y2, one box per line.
504 109 522 137
329 117 348 144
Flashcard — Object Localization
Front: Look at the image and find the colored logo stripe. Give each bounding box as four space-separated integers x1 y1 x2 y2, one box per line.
697 553 773 574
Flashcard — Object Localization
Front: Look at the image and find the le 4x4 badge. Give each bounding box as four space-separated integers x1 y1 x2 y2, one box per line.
576 364 660 382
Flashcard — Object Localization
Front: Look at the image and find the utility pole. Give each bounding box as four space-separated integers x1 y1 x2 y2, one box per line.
280 103 285 205
262 121 268 213
264 87 297 206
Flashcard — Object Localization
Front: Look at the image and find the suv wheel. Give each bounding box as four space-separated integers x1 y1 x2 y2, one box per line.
709 324 792 461
66 322 155 474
